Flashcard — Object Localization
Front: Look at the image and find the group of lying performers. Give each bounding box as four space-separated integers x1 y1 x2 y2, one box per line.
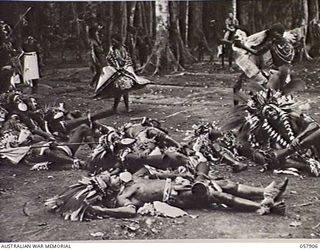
1 21 320 222
0 89 116 169
0 92 289 220
45 117 289 221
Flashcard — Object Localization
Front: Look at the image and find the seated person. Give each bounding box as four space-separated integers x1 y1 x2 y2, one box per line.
224 12 239 40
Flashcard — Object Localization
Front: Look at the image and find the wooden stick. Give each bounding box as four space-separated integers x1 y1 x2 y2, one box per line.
164 110 189 119
9 7 32 37
0 141 99 154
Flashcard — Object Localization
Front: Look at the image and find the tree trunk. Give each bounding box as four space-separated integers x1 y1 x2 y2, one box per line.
189 1 211 61
127 1 138 68
303 0 309 25
140 0 183 75
249 0 256 33
71 2 82 61
254 0 264 31
144 1 152 37
107 2 114 47
137 2 144 29
120 2 127 43
232 0 237 20
302 0 313 60
141 2 149 37
128 1 137 27
169 1 195 66
178 1 189 47
309 0 319 19
185 1 190 47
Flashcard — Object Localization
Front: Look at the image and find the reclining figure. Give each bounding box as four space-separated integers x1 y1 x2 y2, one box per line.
45 169 288 221
224 80 320 176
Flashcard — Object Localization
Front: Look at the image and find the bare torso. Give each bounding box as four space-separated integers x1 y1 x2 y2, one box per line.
117 178 166 207
116 177 207 209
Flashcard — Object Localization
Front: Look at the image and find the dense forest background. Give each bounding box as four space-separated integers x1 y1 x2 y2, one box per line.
0 0 319 73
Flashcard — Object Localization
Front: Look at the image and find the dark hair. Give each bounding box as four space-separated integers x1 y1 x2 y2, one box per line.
270 23 285 35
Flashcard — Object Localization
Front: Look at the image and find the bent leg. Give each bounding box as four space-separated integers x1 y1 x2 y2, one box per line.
64 109 114 131
66 124 92 155
147 128 181 148
216 145 247 172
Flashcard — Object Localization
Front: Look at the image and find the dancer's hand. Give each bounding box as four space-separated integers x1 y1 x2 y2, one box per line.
290 138 300 150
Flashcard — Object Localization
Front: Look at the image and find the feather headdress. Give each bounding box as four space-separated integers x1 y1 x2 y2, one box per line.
223 73 305 148
45 171 118 221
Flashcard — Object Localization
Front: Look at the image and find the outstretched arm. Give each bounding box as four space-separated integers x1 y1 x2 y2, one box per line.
149 172 193 181
234 40 271 56
295 120 319 141
292 122 320 149
89 185 139 218
89 205 136 218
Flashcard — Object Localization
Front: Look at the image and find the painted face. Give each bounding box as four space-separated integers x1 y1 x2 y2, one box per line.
262 105 280 121
98 171 122 194
99 171 111 182
110 175 121 188
30 98 38 110
251 102 294 147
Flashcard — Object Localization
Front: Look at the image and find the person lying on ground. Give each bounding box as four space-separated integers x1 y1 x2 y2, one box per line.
0 93 111 169
45 169 288 221
224 83 320 176
42 102 114 140
87 117 182 175
184 122 249 173
0 110 93 170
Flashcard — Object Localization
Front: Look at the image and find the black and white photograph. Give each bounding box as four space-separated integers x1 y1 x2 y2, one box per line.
0 0 320 244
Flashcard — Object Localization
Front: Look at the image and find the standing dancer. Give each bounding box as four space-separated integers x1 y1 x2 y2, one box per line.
94 34 151 113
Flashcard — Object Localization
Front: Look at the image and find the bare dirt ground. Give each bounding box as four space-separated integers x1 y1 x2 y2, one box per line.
1 59 320 241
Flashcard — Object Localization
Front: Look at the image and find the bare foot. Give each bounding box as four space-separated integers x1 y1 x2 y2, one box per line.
257 178 289 215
